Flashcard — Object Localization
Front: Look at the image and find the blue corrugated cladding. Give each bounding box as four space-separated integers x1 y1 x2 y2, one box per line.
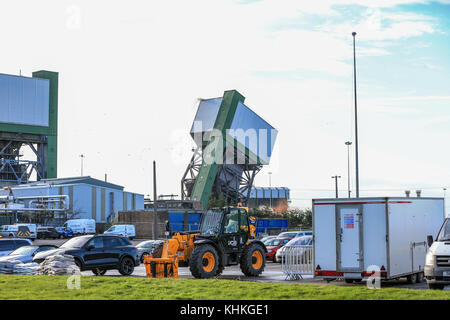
168 212 202 232
256 218 288 234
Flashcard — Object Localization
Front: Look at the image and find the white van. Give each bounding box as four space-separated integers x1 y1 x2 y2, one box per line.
0 224 37 240
425 217 450 290
63 219 96 235
104 224 136 239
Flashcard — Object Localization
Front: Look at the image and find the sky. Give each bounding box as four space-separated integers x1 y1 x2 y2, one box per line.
1 0 450 212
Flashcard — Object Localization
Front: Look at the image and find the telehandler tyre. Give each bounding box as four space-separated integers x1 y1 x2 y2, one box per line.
240 242 266 277
189 244 219 279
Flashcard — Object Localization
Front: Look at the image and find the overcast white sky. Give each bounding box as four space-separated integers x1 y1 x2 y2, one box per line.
1 0 450 211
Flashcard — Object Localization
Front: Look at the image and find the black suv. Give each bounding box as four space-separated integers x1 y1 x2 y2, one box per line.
37 227 60 239
32 234 140 276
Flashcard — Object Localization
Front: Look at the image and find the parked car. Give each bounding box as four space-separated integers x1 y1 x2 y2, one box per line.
425 217 450 290
276 231 299 239
295 230 312 238
136 240 164 263
55 227 74 239
0 245 57 263
260 236 277 244
63 219 96 235
0 224 37 240
275 235 313 263
32 234 140 276
0 238 33 257
265 238 291 262
104 225 136 240
37 226 60 239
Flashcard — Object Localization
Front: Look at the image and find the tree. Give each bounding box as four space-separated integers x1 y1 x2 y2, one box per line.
248 206 312 229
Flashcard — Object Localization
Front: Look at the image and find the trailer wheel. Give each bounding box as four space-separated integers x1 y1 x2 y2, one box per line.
240 243 266 277
416 272 424 283
344 279 354 284
189 244 219 279
407 273 418 284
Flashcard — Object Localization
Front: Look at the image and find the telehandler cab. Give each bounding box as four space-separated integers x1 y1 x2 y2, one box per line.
144 206 267 279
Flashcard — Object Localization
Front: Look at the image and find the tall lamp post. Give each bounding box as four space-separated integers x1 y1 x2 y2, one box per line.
332 175 341 198
79 154 85 176
352 31 360 198
345 141 352 198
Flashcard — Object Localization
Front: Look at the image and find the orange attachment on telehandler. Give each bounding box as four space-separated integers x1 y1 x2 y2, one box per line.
144 232 198 278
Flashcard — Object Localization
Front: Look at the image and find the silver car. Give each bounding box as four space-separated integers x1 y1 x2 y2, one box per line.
275 235 313 263
0 245 57 263
136 240 164 263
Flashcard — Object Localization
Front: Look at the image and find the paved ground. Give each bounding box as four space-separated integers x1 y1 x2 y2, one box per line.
33 238 449 291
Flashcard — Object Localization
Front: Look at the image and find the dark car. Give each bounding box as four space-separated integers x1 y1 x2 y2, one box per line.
55 227 74 239
32 234 140 276
37 227 60 239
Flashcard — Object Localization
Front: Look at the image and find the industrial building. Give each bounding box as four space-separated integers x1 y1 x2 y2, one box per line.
0 176 144 231
247 187 290 212
0 71 58 186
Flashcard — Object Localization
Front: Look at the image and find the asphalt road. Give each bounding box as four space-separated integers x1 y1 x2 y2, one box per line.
33 238 449 291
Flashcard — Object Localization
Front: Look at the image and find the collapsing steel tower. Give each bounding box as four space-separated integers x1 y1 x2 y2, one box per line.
181 90 278 210
0 71 58 186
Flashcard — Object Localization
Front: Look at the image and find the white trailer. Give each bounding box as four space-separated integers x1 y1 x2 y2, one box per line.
313 197 444 282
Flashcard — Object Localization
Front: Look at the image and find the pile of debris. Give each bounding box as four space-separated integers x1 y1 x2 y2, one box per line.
35 255 80 275
0 261 40 275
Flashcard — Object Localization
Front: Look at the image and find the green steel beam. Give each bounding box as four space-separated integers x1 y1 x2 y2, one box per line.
190 90 245 209
32 70 58 179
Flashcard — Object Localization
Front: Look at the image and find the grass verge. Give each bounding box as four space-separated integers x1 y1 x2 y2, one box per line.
0 275 449 300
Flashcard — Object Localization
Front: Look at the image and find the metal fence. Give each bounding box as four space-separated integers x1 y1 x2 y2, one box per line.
281 245 314 280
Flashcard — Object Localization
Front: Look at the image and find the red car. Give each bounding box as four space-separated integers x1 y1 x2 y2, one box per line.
265 238 291 262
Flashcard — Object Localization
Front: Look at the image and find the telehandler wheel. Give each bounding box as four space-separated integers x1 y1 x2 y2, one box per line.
189 244 219 279
240 243 266 277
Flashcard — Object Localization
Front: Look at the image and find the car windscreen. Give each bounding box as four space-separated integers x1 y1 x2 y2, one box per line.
9 246 36 256
437 218 450 241
137 241 154 248
60 236 91 248
266 239 282 246
200 210 223 236
107 226 116 232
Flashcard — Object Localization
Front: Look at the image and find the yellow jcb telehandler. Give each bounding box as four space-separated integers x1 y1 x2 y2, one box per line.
144 205 266 279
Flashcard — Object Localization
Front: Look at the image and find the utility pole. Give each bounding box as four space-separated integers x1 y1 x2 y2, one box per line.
345 141 352 198
332 175 341 198
153 161 158 240
352 32 360 198
79 154 85 176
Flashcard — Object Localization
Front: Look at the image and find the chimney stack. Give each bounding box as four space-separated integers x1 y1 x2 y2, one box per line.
405 190 411 197
416 190 422 197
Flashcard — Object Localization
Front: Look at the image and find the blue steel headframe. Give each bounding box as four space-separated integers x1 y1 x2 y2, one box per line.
190 98 278 165
182 90 278 207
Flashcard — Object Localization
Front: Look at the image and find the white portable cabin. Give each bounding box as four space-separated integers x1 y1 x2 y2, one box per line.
313 197 444 281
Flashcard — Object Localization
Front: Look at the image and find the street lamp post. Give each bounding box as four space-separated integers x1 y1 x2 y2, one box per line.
332 175 341 198
352 32 360 198
345 141 352 198
79 154 85 176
